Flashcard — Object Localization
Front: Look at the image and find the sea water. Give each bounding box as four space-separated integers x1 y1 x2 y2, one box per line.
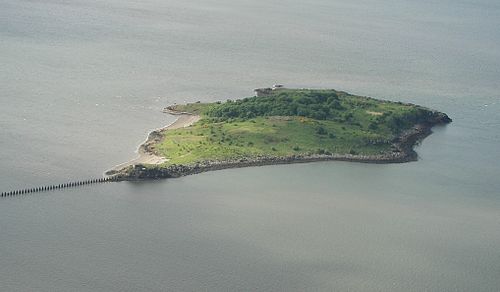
1 0 499 291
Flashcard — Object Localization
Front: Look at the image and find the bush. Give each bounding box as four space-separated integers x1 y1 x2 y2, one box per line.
369 122 379 130
316 126 328 135
206 90 346 121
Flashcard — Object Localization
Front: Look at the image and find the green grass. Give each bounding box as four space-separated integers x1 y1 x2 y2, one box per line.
155 116 392 165
152 89 442 166
171 102 213 115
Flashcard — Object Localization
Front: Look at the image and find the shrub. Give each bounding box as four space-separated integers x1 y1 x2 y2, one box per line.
206 90 348 121
316 126 328 135
369 122 379 130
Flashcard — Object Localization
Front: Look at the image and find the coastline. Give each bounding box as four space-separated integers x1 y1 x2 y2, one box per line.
107 111 450 181
105 113 200 176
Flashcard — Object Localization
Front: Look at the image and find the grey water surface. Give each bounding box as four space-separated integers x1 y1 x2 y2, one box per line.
1 0 499 291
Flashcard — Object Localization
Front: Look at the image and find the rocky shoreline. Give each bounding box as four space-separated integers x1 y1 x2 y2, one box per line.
109 112 451 181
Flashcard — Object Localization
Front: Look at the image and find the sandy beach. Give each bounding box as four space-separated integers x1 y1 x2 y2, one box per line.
105 114 200 175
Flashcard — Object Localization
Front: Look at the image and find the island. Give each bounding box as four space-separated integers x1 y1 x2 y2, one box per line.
106 87 451 180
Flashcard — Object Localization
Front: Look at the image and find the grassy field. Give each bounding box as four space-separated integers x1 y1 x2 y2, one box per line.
153 89 441 165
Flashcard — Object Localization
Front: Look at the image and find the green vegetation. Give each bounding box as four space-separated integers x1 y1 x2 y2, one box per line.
154 89 443 165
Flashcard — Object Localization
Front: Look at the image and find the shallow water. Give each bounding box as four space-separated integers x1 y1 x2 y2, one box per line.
1 0 499 291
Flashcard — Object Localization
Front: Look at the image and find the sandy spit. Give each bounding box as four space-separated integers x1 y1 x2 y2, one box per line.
105 114 200 175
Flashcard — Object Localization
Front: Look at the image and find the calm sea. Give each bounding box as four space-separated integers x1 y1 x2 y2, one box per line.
1 0 499 291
